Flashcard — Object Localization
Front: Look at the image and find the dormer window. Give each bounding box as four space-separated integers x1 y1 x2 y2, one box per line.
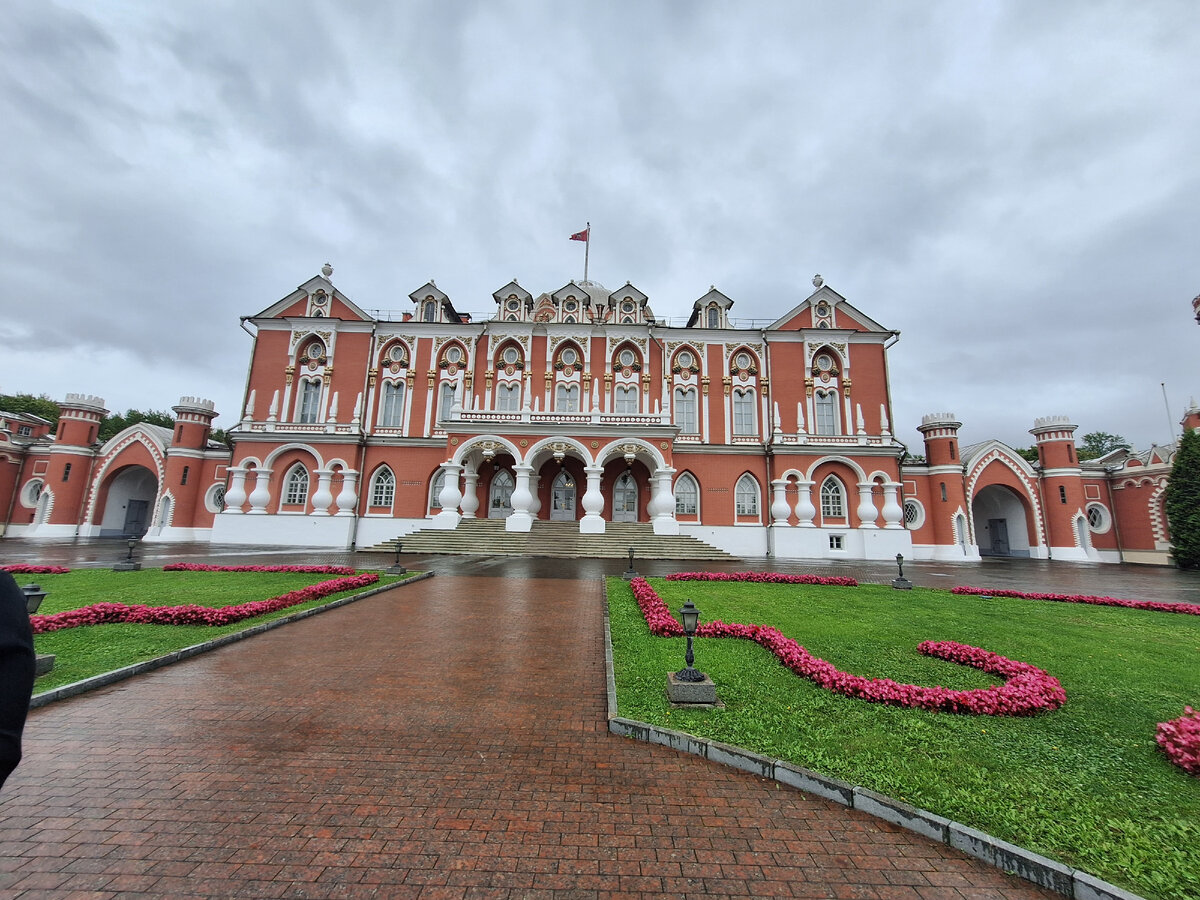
422 301 437 322
707 306 719 328
564 299 578 312
816 301 830 317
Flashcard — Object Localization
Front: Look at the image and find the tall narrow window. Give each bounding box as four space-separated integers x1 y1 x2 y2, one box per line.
733 390 755 435
615 385 638 414
422 301 437 322
815 391 837 435
496 383 521 411
674 389 698 434
430 471 445 510
62 463 72 482
379 381 405 427
180 466 190 486
556 384 579 412
820 477 845 518
298 379 321 423
439 383 456 422
735 474 759 516
284 465 309 506
707 306 719 328
675 473 699 516
370 467 395 507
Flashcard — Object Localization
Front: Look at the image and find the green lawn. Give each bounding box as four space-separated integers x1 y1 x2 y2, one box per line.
607 577 1200 900
28 568 411 693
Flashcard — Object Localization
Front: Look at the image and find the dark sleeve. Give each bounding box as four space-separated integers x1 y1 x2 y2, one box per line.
0 572 36 788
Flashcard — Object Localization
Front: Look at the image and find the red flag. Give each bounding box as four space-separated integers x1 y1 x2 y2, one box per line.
570 228 589 242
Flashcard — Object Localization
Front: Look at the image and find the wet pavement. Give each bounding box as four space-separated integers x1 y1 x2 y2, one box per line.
0 537 1192 898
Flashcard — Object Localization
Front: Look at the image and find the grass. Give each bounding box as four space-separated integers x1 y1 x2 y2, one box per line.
29 568 412 693
607 577 1200 900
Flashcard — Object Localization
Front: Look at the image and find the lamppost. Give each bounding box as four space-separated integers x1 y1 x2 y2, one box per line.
674 600 705 682
21 583 46 615
385 541 407 575
113 537 141 572
892 553 912 590
623 546 638 580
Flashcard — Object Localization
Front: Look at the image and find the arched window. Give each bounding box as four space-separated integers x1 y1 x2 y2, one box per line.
615 385 638 415
735 474 759 516
674 388 697 434
297 379 322 423
815 391 837 435
439 383 457 422
379 381 405 427
820 476 845 518
675 473 699 516
370 467 395 508
496 382 521 411
556 384 579 412
732 389 756 435
489 470 514 518
284 464 309 506
422 300 437 322
430 471 445 510
707 306 719 328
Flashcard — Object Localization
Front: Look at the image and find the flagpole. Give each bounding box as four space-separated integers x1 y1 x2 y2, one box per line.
584 221 590 283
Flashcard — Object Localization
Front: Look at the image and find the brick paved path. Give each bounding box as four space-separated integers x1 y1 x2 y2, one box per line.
0 575 1056 899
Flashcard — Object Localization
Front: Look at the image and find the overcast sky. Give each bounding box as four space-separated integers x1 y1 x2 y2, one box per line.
2 1 1197 452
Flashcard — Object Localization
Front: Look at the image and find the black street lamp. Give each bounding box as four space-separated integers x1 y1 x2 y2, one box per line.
21 583 47 615
623 546 638 580
386 541 407 575
892 553 912 590
113 537 141 571
674 600 706 683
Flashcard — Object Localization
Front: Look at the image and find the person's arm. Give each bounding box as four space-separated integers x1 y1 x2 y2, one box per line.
0 572 36 789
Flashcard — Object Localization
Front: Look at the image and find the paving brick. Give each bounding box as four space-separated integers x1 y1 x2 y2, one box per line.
5 573 1063 899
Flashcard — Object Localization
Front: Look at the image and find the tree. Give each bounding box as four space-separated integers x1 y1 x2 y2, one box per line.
0 393 60 426
1014 446 1040 464
1076 431 1131 461
1165 428 1200 569
98 409 176 442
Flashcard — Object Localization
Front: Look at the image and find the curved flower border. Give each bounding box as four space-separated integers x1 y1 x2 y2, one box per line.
1156 708 1200 777
952 586 1200 617
631 576 1065 716
163 563 357 575
30 573 379 634
667 571 858 586
2 564 70 575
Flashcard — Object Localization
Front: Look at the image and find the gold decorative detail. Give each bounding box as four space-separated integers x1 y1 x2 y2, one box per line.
520 439 528 447
660 442 669 450
590 440 599 449
701 375 710 396
450 437 459 445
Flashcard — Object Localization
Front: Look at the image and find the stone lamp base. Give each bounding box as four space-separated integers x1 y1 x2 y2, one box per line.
666 672 719 706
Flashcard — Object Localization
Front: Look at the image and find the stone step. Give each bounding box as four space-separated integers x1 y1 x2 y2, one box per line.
366 520 737 560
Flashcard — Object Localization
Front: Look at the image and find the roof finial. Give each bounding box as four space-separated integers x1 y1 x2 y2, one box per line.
813 274 823 288
321 262 333 279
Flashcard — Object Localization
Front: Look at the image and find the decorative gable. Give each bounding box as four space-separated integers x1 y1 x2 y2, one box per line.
607 282 649 325
768 278 889 334
250 265 373 322
688 286 734 328
492 280 533 322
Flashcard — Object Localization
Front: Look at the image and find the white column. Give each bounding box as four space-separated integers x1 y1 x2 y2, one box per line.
881 481 903 529
580 465 605 534
856 482 879 529
335 471 358 517
224 468 248 514
794 480 816 527
529 474 542 517
460 470 480 519
506 464 534 532
432 463 463 528
770 479 791 527
247 468 273 515
311 469 335 516
651 468 679 535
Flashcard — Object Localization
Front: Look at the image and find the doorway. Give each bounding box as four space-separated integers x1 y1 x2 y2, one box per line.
613 472 638 522
489 470 514 519
987 518 1010 556
550 470 577 521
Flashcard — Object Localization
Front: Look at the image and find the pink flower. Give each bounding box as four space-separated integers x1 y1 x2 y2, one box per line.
1 564 70 574
951 586 1200 617
1157 707 1200 777
666 571 858 586
631 577 1066 716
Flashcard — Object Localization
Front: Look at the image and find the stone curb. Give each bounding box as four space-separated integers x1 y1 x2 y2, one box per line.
601 581 1145 900
30 571 433 709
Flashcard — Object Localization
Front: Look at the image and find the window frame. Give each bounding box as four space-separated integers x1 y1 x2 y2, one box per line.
735 474 760 517
820 476 846 519
370 467 396 508
283 464 310 507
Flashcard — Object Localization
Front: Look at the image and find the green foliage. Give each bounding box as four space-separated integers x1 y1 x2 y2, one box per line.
31 569 411 692
1014 446 1040 463
0 392 60 425
1166 428 1200 569
607 578 1200 900
98 408 176 442
1078 430 1132 461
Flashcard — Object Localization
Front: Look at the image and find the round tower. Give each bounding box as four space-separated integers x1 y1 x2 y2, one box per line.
163 397 220 531
917 413 971 555
917 412 962 466
1029 415 1087 557
55 393 106 447
42 394 108 532
171 397 218 449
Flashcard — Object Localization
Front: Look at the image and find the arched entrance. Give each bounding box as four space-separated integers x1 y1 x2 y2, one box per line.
972 485 1032 557
550 470 577 521
97 465 159 537
613 471 638 522
489 470 514 518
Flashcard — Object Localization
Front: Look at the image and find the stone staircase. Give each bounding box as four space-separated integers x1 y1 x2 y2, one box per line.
367 519 737 561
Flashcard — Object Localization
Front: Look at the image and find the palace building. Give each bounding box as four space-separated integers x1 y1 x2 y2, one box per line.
2 267 1196 566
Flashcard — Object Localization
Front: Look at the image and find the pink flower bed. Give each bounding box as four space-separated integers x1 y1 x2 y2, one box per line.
163 563 357 575
1157 708 1200 777
631 577 1066 716
1 564 70 575
30 573 378 634
951 586 1200 617
667 571 858 586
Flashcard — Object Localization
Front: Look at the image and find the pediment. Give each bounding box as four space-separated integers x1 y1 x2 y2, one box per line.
252 273 373 322
768 283 890 333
